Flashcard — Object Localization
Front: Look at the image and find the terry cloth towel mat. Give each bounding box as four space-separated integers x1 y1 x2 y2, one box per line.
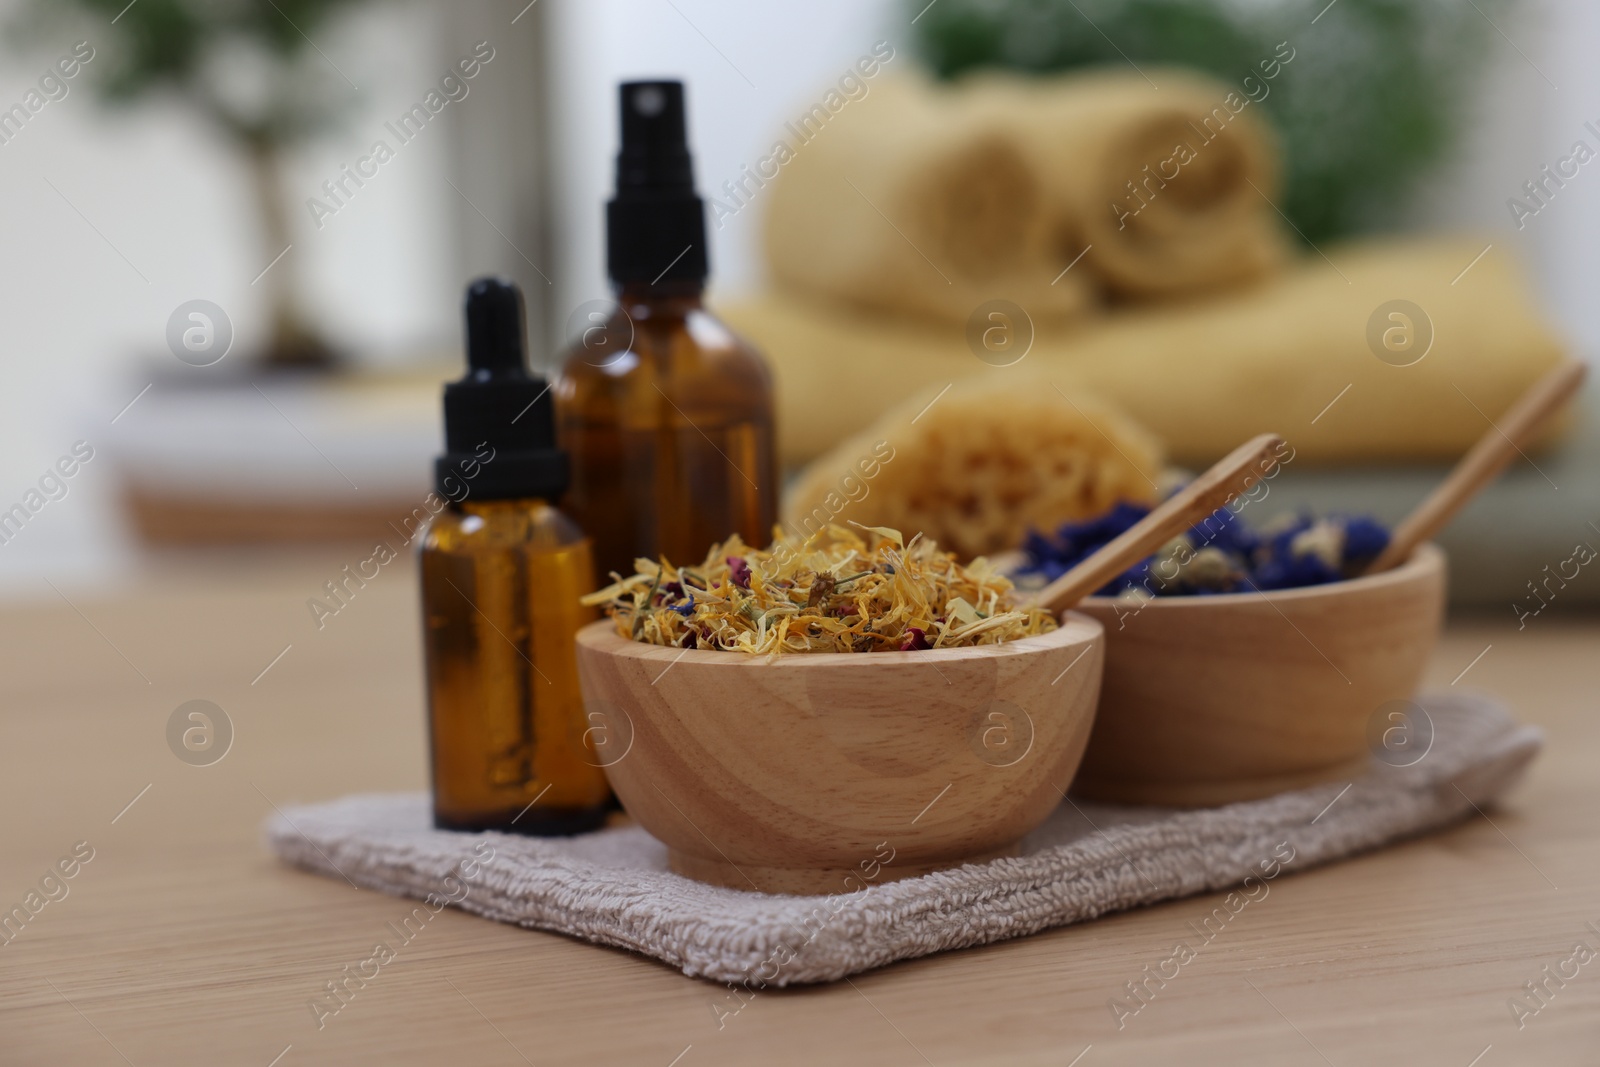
264 691 1539 986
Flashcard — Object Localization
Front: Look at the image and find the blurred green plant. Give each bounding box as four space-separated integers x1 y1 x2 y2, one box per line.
16 0 378 369
911 0 1508 243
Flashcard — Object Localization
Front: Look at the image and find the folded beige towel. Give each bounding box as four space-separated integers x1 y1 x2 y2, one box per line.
964 68 1288 300
720 238 1568 468
764 76 1094 324
783 380 1164 559
266 692 1536 986
762 69 1285 324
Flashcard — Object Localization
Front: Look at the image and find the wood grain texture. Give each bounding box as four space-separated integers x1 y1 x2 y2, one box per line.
1034 433 1287 613
574 616 1104 893
1 553 1595 1065
1073 544 1446 805
1368 361 1588 574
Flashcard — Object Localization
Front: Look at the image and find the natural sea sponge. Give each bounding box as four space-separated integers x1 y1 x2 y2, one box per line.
783 380 1164 560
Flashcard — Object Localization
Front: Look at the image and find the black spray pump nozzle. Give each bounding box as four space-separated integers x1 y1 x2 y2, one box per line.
436 277 568 502
616 81 694 192
608 79 708 286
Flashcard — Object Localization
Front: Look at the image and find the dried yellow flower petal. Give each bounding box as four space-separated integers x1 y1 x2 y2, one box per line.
581 523 1057 655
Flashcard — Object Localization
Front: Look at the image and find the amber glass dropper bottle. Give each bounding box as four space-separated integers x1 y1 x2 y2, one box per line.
420 277 609 835
557 79 777 582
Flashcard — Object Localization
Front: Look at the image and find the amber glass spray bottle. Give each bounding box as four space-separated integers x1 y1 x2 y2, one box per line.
557 80 777 581
421 278 609 835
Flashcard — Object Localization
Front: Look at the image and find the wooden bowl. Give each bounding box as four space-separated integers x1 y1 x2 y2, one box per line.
1070 543 1447 806
573 615 1104 894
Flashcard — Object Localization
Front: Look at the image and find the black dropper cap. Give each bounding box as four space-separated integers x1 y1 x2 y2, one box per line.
607 80 709 286
435 278 567 501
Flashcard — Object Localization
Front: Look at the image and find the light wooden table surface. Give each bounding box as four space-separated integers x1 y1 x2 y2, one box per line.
2 552 1596 1065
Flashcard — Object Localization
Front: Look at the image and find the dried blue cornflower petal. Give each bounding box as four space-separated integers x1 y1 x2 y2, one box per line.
1339 515 1390 563
1019 496 1389 598
1189 505 1260 558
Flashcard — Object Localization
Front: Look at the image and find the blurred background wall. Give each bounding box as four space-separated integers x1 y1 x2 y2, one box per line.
0 0 1592 590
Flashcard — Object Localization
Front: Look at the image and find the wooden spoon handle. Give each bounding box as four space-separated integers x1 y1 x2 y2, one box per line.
1366 361 1588 575
1033 433 1288 615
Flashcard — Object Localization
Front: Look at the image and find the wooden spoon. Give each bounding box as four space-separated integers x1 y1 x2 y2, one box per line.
1031 433 1288 614
1365 361 1588 575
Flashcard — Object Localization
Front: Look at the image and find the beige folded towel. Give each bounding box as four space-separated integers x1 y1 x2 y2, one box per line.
764 76 1094 324
783 380 1164 560
265 692 1538 986
719 238 1569 468
964 68 1288 299
762 69 1285 324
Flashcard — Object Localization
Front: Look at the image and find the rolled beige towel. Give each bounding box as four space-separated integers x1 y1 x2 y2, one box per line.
782 381 1164 560
717 238 1569 470
763 75 1096 325
762 69 1286 323
964 67 1288 300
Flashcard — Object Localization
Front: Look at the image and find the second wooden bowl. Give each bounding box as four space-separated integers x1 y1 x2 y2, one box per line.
1070 544 1446 806
574 616 1104 894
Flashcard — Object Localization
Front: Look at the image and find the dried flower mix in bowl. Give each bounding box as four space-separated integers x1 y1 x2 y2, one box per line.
581 524 1058 654
1016 502 1390 598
